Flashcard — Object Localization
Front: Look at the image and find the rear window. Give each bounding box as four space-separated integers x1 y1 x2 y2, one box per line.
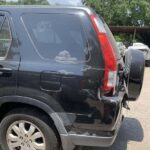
22 14 89 64
104 22 121 60
95 15 121 60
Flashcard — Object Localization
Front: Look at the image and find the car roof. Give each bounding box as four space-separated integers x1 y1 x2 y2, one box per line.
128 45 150 50
0 5 93 14
133 43 146 46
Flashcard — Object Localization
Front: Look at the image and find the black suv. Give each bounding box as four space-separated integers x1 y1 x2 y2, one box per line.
0 6 145 150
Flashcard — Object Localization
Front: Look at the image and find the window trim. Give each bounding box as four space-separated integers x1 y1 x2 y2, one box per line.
0 15 13 60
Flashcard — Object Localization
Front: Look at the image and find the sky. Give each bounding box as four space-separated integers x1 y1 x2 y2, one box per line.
6 0 84 6
48 0 83 5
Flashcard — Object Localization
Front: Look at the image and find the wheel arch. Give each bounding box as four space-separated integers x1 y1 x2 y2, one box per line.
0 96 74 150
0 96 67 135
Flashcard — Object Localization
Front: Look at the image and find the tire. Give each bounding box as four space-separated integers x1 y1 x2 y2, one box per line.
0 108 60 150
125 49 145 101
145 60 150 67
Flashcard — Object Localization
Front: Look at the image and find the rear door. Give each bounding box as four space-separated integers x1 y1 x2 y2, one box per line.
0 12 20 96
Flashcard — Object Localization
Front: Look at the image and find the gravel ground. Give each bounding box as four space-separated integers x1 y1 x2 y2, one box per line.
0 68 150 150
81 68 150 150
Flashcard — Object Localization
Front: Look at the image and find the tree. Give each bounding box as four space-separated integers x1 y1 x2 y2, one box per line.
86 0 150 45
86 0 150 26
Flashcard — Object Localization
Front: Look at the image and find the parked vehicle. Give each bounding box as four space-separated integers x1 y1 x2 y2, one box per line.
128 43 150 66
0 6 145 150
116 42 126 56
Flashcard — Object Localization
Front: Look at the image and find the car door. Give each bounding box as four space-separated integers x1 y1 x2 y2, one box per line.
0 12 20 97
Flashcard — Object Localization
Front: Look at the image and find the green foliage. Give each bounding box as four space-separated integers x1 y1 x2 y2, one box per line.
86 0 150 26
18 0 49 5
86 0 150 44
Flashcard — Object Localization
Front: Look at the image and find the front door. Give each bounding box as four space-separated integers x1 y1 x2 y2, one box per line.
0 12 20 96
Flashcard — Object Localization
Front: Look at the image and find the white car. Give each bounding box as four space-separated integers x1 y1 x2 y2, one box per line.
116 42 126 56
128 43 150 66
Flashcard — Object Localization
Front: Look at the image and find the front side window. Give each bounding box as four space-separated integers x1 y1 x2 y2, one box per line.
22 14 89 64
0 16 12 58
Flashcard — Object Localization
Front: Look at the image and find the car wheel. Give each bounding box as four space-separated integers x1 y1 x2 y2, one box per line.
145 60 150 67
0 108 60 150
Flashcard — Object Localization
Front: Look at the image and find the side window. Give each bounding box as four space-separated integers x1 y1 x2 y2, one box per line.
0 16 4 27
22 14 89 63
0 16 12 58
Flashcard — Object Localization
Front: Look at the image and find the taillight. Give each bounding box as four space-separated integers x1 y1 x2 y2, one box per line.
90 14 117 93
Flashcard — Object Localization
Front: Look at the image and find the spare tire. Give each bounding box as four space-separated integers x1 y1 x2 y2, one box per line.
124 49 145 101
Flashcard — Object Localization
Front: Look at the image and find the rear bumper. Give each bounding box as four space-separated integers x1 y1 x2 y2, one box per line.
60 92 124 150
69 109 122 147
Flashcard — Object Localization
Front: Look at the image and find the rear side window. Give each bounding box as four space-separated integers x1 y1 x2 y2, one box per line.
22 14 89 63
0 16 4 26
0 16 12 58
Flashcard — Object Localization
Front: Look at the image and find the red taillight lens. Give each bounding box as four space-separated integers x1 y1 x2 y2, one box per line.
90 14 117 93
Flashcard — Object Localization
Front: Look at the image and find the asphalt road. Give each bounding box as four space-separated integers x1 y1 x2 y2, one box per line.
0 69 150 150
81 68 150 150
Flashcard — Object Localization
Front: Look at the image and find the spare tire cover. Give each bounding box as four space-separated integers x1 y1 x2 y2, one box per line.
125 49 145 101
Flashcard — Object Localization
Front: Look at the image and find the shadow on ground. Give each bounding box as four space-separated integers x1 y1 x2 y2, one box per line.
0 118 144 150
79 117 144 150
